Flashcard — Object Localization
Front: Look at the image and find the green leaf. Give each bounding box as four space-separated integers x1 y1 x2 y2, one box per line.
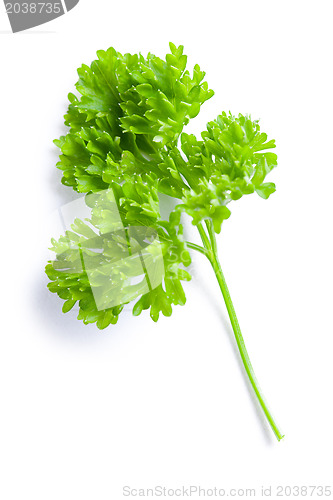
62 299 77 313
255 182 276 199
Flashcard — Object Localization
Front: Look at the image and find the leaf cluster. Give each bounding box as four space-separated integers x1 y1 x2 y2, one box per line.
47 43 277 328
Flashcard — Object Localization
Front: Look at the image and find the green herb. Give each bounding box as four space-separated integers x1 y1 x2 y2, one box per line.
46 43 283 440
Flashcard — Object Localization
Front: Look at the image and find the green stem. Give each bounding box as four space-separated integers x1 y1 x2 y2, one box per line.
185 241 209 258
197 222 212 251
196 220 284 441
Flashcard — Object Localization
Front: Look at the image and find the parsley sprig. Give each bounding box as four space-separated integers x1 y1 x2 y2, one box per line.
46 43 283 440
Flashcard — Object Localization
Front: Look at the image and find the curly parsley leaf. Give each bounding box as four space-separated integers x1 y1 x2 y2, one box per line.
48 44 277 328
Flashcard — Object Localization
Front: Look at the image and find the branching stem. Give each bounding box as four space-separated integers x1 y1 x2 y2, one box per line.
185 241 209 258
194 221 284 441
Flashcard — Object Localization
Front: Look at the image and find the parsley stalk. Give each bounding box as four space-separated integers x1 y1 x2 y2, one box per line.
191 220 284 441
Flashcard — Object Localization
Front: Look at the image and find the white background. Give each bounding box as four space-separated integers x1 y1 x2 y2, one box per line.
1 1 333 498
